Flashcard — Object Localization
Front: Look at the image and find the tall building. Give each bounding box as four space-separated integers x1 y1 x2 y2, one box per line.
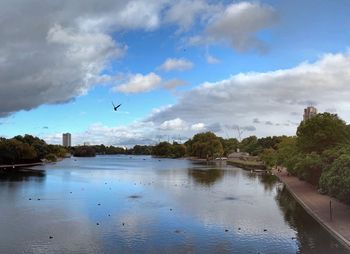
62 133 71 147
303 106 317 121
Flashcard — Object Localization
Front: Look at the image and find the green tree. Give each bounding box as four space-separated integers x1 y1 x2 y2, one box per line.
219 137 239 156
319 154 350 204
259 148 277 169
293 153 323 185
296 113 350 154
152 142 173 157
73 146 96 157
239 136 261 155
275 136 301 173
186 132 223 159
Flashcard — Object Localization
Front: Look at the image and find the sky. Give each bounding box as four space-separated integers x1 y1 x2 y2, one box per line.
1 0 350 146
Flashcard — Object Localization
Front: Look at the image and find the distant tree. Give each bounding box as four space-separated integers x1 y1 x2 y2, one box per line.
297 113 350 154
219 137 239 156
152 142 173 157
73 146 96 157
259 148 277 169
257 136 284 150
186 132 223 159
171 143 186 158
239 136 261 155
0 138 37 164
132 145 152 155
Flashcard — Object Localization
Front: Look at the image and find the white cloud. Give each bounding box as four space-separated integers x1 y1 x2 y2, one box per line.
206 54 220 64
189 2 277 52
164 0 213 32
159 58 194 71
191 123 205 131
147 50 350 138
115 72 162 93
159 118 187 131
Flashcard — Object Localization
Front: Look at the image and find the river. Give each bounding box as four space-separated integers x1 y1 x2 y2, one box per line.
0 155 348 253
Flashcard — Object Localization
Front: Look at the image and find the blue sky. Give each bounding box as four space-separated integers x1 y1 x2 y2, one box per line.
1 0 350 145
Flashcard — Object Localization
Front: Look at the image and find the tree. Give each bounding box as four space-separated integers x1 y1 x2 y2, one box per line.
293 153 323 185
219 137 239 156
274 136 300 173
319 154 350 204
73 146 96 157
152 142 173 157
185 132 223 159
259 148 277 169
296 113 350 154
239 136 261 155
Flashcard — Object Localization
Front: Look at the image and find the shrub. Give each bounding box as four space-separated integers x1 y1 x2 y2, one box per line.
319 154 350 204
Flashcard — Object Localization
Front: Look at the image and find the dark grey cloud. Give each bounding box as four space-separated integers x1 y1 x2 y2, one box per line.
205 122 222 133
253 118 261 124
265 121 273 125
242 125 256 131
189 2 277 52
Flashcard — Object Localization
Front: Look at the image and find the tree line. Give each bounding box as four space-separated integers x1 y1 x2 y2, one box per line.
2 113 349 205
0 135 67 164
258 113 350 205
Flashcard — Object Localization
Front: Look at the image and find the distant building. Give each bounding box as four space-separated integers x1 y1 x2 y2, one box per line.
303 106 317 121
83 142 90 146
62 133 71 147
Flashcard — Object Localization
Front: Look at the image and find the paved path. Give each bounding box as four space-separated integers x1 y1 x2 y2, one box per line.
274 168 350 249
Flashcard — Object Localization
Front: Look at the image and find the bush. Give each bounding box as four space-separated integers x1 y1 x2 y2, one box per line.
45 153 57 162
319 154 350 204
293 153 323 185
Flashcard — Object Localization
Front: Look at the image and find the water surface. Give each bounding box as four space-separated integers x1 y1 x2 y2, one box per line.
0 155 348 253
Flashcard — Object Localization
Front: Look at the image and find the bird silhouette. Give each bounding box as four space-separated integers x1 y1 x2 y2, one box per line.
112 102 121 111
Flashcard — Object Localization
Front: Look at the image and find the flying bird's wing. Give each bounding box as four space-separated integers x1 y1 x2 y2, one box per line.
116 104 121 109
112 102 116 108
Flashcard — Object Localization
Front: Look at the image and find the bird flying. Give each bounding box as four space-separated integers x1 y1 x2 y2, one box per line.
112 102 121 111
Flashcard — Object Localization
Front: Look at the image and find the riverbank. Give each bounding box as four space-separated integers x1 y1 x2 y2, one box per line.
274 168 350 250
226 159 266 171
187 156 266 171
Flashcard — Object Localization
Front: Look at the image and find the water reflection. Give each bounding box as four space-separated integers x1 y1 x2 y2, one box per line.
188 168 224 186
276 186 349 254
0 169 45 182
0 156 348 254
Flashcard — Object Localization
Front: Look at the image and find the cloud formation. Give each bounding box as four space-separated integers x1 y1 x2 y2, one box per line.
0 0 278 117
115 73 162 93
158 58 194 71
189 2 277 52
147 51 350 137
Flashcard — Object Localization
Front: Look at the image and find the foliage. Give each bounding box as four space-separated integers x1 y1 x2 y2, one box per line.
296 113 350 154
319 154 350 204
259 148 277 169
218 137 239 156
239 136 260 155
185 132 223 159
293 153 323 185
131 145 152 155
152 142 186 158
0 138 37 164
274 137 301 172
45 153 57 162
72 146 96 157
